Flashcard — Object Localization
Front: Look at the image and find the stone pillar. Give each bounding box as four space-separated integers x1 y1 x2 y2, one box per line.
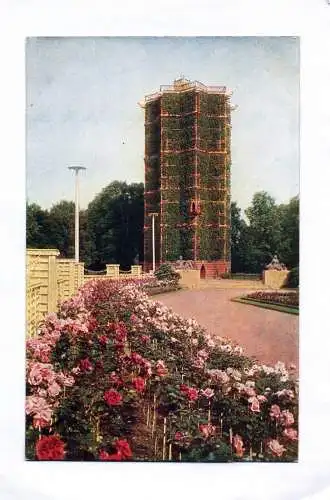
131 265 142 277
106 264 120 279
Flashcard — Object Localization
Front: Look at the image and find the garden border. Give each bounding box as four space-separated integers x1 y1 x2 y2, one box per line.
231 297 299 315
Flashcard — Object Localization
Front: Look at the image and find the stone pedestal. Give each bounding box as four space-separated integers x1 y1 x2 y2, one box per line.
178 269 200 289
263 270 289 289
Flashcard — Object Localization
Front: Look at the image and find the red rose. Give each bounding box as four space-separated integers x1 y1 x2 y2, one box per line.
99 335 109 345
115 439 132 459
180 384 189 394
132 377 146 393
187 387 199 401
79 358 93 373
87 317 98 332
104 389 122 406
115 323 127 342
36 435 66 460
174 431 184 441
109 372 123 387
99 450 122 461
141 335 150 343
131 352 144 365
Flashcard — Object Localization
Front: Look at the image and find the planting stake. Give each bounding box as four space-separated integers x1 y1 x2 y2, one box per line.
229 427 233 445
96 417 100 443
220 418 223 438
162 417 167 460
179 452 182 461
169 443 172 461
146 404 150 427
208 401 211 423
154 435 158 459
152 394 157 437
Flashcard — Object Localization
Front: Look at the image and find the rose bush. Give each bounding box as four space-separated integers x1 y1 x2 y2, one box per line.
26 278 298 462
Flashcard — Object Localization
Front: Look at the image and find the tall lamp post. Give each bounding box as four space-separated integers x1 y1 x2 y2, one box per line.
148 212 158 273
68 166 86 262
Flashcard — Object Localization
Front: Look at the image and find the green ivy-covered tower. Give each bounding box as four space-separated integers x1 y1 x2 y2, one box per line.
143 78 233 277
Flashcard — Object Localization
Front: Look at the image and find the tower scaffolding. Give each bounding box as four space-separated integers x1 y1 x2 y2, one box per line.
142 78 235 277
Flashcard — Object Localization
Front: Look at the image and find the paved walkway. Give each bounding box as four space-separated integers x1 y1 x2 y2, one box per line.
157 288 298 369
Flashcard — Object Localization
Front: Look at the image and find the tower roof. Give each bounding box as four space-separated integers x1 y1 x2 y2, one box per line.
143 78 232 104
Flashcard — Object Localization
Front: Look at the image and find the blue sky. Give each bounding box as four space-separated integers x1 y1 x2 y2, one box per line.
26 36 299 212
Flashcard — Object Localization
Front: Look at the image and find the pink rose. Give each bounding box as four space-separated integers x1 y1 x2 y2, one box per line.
257 395 267 403
197 349 209 360
48 382 61 398
248 396 260 413
245 386 256 397
283 428 298 441
199 424 216 438
233 434 245 457
156 360 168 377
201 388 214 399
276 389 295 399
28 363 55 386
57 372 75 387
25 396 52 427
269 404 282 419
267 439 286 457
281 410 295 427
193 358 205 369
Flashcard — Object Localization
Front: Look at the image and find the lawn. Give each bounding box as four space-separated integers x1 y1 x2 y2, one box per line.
232 291 299 315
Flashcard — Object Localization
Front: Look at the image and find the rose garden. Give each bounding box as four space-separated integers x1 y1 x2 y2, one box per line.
25 270 298 462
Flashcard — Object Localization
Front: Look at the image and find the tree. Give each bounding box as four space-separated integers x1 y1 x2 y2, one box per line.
277 196 299 269
245 191 281 271
230 202 247 272
48 201 75 258
26 203 53 248
87 181 144 269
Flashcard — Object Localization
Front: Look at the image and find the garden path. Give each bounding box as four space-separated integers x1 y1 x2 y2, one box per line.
156 288 298 370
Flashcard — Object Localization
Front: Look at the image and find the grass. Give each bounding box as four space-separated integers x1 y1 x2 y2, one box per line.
231 297 299 315
146 285 182 296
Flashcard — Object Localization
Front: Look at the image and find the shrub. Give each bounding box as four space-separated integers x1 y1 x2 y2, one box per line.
286 267 299 289
220 272 231 279
26 279 298 462
155 263 181 286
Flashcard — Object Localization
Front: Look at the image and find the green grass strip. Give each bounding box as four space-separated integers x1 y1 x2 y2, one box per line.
231 297 299 315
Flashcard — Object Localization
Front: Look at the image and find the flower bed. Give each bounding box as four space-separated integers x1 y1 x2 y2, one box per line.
26 278 298 462
245 291 299 308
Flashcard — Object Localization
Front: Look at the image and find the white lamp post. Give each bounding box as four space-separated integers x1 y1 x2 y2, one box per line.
68 166 86 262
148 212 158 272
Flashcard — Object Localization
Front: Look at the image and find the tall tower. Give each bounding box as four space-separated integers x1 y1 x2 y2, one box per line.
142 78 233 278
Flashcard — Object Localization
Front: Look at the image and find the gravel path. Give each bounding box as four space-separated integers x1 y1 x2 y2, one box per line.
157 288 298 369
